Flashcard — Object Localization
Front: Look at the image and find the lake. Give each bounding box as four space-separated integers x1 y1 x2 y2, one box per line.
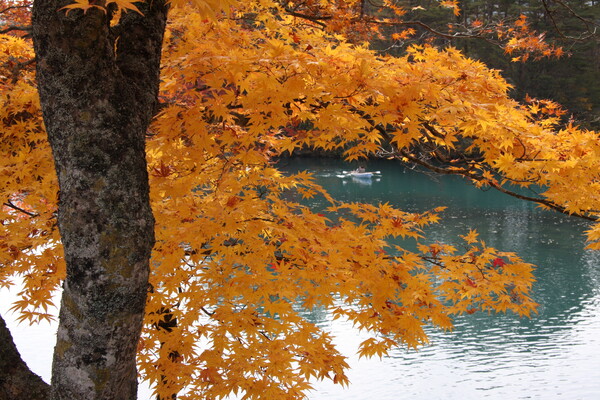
279 157 600 400
2 157 599 399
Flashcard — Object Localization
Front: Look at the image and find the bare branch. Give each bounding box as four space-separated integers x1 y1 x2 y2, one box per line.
541 0 598 42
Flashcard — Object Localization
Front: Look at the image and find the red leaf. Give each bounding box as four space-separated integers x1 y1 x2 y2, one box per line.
493 257 506 267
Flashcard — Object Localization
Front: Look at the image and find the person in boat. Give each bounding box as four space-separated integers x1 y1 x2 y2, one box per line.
355 166 366 173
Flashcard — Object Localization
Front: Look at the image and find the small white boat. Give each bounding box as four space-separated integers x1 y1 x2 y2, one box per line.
348 171 374 178
338 169 381 180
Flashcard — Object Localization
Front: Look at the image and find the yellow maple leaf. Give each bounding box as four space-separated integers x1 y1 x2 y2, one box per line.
106 0 143 14
461 229 479 244
60 0 106 14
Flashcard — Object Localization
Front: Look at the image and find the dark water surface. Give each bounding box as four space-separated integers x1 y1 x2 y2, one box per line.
280 158 600 400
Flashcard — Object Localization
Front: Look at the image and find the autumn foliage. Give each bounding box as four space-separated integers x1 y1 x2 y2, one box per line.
1 0 599 398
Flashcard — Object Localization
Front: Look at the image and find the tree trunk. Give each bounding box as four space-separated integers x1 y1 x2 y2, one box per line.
31 1 167 398
0 313 50 400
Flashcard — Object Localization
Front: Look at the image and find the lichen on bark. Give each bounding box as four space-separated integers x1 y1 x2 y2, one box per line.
30 0 169 398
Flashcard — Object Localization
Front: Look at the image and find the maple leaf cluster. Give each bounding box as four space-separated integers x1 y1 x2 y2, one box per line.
1 0 599 398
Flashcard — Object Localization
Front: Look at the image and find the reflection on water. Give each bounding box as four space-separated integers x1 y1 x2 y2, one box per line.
282 158 600 399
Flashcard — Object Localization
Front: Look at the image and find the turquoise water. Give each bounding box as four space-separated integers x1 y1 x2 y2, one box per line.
280 158 600 400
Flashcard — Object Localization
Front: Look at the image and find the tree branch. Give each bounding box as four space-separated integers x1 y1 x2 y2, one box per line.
0 5 32 14
283 7 330 28
0 25 32 35
394 148 598 222
3 200 39 217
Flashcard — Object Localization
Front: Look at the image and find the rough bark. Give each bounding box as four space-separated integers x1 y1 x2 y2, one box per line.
0 313 50 400
31 1 168 399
